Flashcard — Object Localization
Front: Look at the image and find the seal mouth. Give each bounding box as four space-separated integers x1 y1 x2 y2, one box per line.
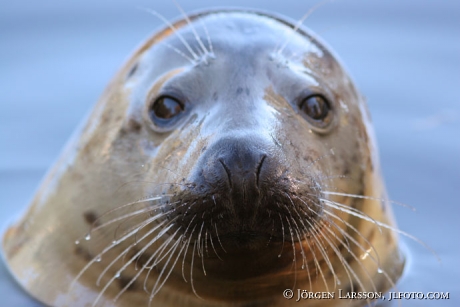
161 178 324 251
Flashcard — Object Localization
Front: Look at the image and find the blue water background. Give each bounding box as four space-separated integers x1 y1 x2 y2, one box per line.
1 0 459 306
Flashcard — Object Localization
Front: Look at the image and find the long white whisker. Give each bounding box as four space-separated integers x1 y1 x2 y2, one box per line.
322 191 416 211
190 240 203 299
278 212 286 257
277 0 330 54
285 218 297 289
320 198 383 234
182 224 197 283
319 228 359 296
143 229 182 292
149 236 186 302
321 199 439 260
71 216 167 291
284 193 338 289
214 223 226 253
86 196 166 235
322 208 381 265
158 41 195 64
294 195 382 267
141 8 199 60
92 220 177 307
199 17 214 55
208 224 223 261
322 221 378 297
294 228 312 292
172 0 209 58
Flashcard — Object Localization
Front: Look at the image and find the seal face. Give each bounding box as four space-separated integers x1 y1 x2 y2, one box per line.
2 9 404 307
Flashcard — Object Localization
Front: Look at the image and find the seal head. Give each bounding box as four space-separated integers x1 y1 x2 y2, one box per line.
2 9 404 307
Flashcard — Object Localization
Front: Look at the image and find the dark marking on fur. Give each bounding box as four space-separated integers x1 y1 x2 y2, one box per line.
118 274 138 291
126 63 139 79
74 245 92 262
127 119 142 132
83 211 99 227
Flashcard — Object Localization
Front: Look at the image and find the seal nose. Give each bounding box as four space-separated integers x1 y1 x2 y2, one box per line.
190 136 276 217
217 145 267 189
218 147 267 194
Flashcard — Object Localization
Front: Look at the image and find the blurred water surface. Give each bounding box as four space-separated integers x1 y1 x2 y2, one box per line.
1 0 459 306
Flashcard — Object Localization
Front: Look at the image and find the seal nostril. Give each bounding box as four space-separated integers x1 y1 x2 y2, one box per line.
256 154 267 188
218 158 233 188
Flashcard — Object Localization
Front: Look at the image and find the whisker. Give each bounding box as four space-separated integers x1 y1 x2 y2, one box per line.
88 195 167 234
294 227 312 292
149 236 186 302
114 202 181 243
322 191 416 211
278 212 286 257
276 0 331 55
70 216 167 291
322 208 381 265
302 231 329 291
285 218 297 289
172 0 209 59
208 222 223 261
190 240 203 299
320 198 383 234
204 229 209 257
284 193 338 289
182 224 197 283
198 223 207 276
199 17 214 56
214 222 226 253
143 228 182 292
319 228 360 295
323 221 378 297
141 8 199 61
158 41 195 64
325 217 400 302
321 199 439 260
96 218 169 286
115 229 182 302
294 194 382 267
92 220 177 307
133 200 188 244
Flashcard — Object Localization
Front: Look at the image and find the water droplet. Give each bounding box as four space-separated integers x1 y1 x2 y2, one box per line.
377 268 383 273
85 234 91 241
278 254 282 258
301 265 305 269
115 272 121 279
112 240 118 245
95 256 102 262
75 240 80 245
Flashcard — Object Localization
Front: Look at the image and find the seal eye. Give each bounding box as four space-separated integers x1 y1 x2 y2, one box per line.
300 95 329 120
148 95 186 130
298 94 334 131
152 96 184 119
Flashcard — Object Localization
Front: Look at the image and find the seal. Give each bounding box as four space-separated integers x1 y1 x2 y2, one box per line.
2 8 405 307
